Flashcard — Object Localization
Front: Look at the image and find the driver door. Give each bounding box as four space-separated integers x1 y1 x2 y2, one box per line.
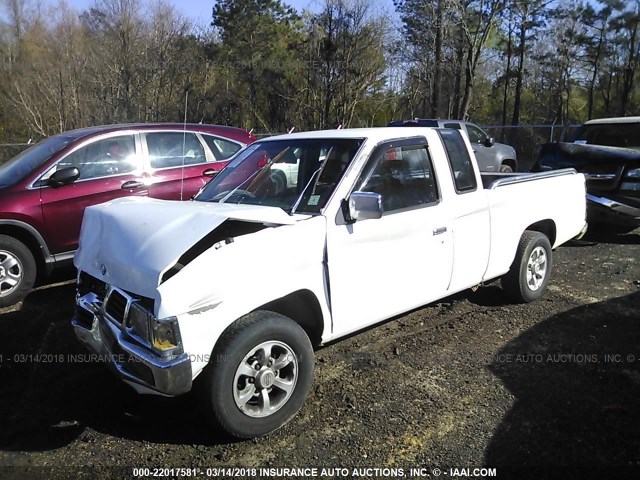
326 139 454 337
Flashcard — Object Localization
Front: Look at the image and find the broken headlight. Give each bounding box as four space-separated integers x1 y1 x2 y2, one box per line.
151 316 182 356
127 303 183 357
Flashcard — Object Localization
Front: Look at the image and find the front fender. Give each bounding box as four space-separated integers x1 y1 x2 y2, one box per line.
156 216 330 379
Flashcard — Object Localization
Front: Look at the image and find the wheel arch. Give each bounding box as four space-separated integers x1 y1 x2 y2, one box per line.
501 158 517 171
524 219 557 247
0 221 53 278
254 289 325 347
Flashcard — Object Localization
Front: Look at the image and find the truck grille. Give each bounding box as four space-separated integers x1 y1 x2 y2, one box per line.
78 271 108 304
581 165 623 192
77 270 155 327
105 289 129 324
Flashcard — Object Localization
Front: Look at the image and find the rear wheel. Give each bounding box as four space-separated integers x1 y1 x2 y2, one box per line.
501 230 552 303
0 235 36 307
201 311 314 438
499 163 514 173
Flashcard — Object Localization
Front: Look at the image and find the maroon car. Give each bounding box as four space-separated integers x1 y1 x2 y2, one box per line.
0 123 255 307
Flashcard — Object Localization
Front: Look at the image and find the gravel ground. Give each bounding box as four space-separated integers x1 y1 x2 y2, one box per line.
0 228 639 479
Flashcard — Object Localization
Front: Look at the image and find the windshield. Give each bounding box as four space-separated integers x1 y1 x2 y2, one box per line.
573 123 640 149
195 138 364 214
0 133 81 187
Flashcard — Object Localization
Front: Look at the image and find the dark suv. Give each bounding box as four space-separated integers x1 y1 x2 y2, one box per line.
0 123 255 307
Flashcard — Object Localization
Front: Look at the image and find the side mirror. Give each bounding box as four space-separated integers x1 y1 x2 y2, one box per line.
483 137 495 147
48 167 80 187
344 191 383 224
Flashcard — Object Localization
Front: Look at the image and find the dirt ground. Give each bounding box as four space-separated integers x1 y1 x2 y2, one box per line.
0 228 639 479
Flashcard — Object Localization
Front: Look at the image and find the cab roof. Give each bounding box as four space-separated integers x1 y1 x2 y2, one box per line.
260 127 437 143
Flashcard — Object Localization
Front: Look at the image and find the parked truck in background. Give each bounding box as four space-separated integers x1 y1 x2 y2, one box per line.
533 116 640 232
388 118 518 173
72 127 587 439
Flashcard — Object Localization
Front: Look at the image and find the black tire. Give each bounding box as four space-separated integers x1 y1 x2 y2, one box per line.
499 163 514 173
271 170 287 194
0 235 37 308
501 230 553 303
201 310 314 438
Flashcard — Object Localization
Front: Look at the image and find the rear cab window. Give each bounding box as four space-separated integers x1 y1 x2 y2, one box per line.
439 129 478 193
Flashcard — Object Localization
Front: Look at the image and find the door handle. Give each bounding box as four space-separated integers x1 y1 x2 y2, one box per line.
121 180 143 190
202 168 218 177
433 226 447 236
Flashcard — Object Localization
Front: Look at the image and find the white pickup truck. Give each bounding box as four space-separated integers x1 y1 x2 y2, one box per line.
72 127 587 438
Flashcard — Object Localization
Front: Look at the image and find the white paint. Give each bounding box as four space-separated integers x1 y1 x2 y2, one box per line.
74 126 587 388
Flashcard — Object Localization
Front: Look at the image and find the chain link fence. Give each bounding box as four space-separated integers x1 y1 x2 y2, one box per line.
482 125 580 171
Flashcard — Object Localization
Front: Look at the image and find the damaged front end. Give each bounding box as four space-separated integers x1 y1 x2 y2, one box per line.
71 197 299 396
72 271 192 396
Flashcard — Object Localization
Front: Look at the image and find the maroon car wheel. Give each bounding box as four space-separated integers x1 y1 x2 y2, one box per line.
0 235 36 307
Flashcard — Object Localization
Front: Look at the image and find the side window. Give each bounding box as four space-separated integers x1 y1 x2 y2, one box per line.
466 124 486 143
202 135 242 161
147 132 206 169
56 135 137 180
440 130 477 193
358 144 439 213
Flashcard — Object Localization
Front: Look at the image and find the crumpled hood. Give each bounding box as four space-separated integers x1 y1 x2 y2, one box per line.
74 197 299 297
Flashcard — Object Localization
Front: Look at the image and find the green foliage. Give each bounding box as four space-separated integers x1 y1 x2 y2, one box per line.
1 0 640 145
211 0 304 131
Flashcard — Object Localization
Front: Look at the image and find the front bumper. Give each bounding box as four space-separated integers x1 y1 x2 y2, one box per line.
587 194 640 228
72 292 192 396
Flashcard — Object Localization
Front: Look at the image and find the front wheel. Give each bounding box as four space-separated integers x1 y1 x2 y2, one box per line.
0 235 36 308
501 230 553 303
201 311 314 438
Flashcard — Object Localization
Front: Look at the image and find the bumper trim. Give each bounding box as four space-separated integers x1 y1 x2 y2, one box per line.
73 298 192 396
587 194 640 218
574 222 589 240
